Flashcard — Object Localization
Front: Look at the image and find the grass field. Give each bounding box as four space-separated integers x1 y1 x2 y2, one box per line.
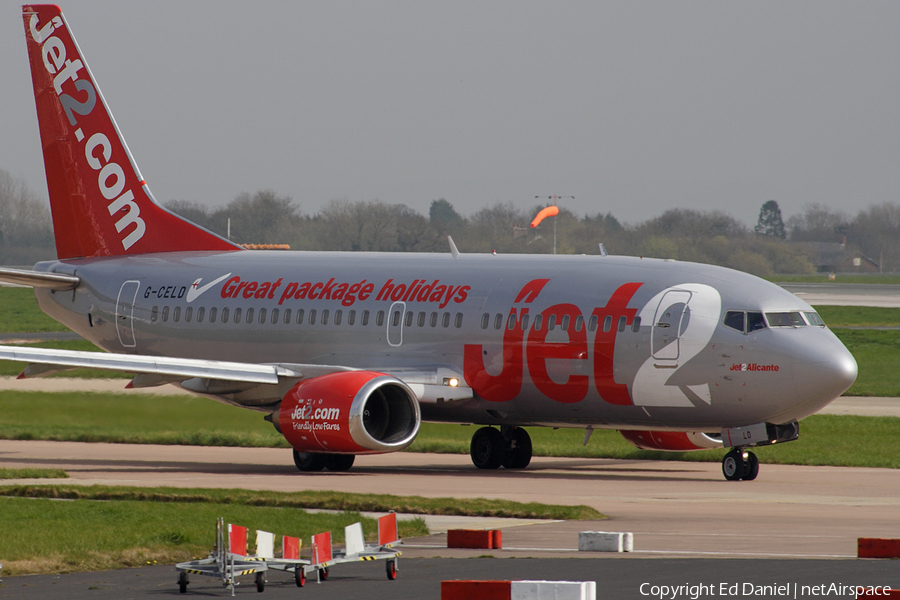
0 287 69 333
0 485 598 576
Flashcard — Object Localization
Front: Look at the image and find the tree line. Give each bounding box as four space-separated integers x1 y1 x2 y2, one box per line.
2 166 896 274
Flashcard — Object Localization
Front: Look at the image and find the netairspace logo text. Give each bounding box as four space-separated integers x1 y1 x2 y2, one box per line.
639 582 894 599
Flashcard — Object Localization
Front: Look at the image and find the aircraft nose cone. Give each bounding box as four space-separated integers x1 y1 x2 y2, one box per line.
793 333 858 406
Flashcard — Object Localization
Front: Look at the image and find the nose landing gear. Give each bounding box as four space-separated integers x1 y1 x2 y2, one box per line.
722 449 759 481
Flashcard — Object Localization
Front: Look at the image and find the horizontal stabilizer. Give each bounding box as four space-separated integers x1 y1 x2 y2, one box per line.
0 267 79 290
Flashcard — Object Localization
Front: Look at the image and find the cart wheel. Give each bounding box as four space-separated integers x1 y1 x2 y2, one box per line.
179 571 188 593
319 567 329 581
386 559 397 580
255 571 265 592
295 567 305 587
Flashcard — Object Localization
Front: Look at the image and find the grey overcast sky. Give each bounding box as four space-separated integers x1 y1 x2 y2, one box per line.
2 1 898 226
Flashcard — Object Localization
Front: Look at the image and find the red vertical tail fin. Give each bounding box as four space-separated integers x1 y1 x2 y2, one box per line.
23 5 239 259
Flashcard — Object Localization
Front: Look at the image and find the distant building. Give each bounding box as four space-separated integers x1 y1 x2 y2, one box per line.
805 242 879 273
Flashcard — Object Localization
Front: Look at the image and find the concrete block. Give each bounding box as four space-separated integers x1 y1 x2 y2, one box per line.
442 580 511 600
511 580 597 600
578 531 632 552
858 538 900 558
448 529 493 549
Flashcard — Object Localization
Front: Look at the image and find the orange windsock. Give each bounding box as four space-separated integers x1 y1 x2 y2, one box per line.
530 206 559 228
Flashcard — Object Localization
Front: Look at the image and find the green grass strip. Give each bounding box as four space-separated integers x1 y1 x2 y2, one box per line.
0 468 68 479
832 329 900 396
0 494 427 577
0 288 71 333
0 485 603 521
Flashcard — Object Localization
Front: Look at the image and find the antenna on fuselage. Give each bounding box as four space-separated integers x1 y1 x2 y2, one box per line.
448 236 460 259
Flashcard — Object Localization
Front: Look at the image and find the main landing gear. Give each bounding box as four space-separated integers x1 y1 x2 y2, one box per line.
722 448 759 481
470 426 532 470
293 450 356 472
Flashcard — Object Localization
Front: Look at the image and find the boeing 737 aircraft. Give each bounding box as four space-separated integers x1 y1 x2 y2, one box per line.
1 5 858 481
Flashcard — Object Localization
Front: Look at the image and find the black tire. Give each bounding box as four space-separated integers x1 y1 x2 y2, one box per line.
255 571 265 592
324 454 356 471
293 450 326 472
386 559 397 580
742 452 760 481
501 427 533 469
470 427 504 469
319 567 329 581
722 450 744 481
178 571 188 594
295 567 305 587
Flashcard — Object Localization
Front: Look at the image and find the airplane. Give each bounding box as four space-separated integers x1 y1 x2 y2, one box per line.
0 4 858 482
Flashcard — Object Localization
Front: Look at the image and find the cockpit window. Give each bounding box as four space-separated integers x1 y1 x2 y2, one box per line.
747 311 766 332
723 311 745 332
804 311 825 327
766 312 806 328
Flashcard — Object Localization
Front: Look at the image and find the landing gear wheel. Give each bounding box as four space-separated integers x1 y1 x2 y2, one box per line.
501 427 532 469
386 559 397 580
470 427 504 469
722 450 745 481
178 571 188 593
742 451 759 481
324 454 356 471
293 450 326 472
318 567 329 581
295 566 305 587
255 571 265 592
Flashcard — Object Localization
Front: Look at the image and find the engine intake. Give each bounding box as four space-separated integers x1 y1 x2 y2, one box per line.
278 371 420 454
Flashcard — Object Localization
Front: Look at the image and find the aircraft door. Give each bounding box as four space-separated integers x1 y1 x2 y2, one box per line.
115 280 140 348
387 301 405 347
651 290 692 362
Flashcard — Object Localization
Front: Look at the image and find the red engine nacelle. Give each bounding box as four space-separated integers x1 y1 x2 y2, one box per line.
277 371 420 454
620 430 723 451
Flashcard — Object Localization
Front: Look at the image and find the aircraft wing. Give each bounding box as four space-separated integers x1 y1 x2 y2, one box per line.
0 267 80 290
0 344 471 407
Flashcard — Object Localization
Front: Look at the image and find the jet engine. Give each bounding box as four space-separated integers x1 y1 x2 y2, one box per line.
276 371 421 454
619 430 723 451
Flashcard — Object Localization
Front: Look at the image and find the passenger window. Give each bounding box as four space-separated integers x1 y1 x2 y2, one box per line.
603 315 612 332
417 312 426 327
184 307 192 323
348 310 356 326
723 311 745 333
334 310 342 326
520 314 530 330
747 312 766 332
258 308 266 324
161 306 169 322
392 310 401 327
197 307 205 323
151 306 159 322
322 309 330 325
533 314 543 331
442 312 450 328
574 315 583 332
547 315 556 330
561 315 570 331
296 309 304 325
376 310 385 327
309 309 317 325
233 307 242 323
245 308 254 323
455 313 463 328
221 307 229 323
271 308 279 324
494 313 503 330
405 311 413 327
617 316 626 332
210 307 218 322
283 308 291 324
507 313 516 330
631 316 641 332
430 312 437 327
363 310 371 326
173 307 181 323
588 315 597 332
